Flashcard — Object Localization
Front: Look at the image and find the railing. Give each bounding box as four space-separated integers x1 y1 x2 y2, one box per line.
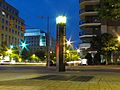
79 19 100 25
80 0 98 3
80 5 99 14
79 21 85 25
80 9 97 14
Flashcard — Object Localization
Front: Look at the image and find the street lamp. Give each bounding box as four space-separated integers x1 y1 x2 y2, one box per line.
67 40 71 46
77 49 80 53
10 45 14 49
1 11 5 16
56 15 67 72
19 40 29 51
118 36 120 42
56 16 66 24
38 16 50 67
66 50 69 54
7 49 12 54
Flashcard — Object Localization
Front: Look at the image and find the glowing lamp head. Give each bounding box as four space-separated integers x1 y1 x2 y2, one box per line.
67 40 71 46
66 50 69 53
22 43 26 48
118 36 120 42
7 49 12 54
10 45 14 49
77 49 80 53
32 54 36 58
56 16 66 24
2 11 5 15
20 40 29 51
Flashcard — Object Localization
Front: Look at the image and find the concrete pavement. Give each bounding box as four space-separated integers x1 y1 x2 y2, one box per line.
0 65 119 90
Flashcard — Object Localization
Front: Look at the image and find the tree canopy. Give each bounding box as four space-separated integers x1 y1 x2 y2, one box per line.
99 0 120 21
101 33 119 52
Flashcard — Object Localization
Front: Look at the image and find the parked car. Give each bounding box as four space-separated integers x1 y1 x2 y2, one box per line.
0 60 11 65
66 61 81 66
81 59 88 65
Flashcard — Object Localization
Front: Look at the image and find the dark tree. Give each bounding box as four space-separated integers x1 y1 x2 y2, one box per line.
100 33 119 65
93 52 101 65
99 0 120 21
85 53 93 65
35 50 46 61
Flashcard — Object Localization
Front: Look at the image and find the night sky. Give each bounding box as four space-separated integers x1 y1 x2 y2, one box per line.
6 0 80 48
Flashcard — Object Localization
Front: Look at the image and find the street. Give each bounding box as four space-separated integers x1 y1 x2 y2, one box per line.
0 65 120 90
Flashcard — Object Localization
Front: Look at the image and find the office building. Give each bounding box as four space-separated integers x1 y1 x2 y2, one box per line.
24 29 47 54
0 0 25 47
24 29 55 54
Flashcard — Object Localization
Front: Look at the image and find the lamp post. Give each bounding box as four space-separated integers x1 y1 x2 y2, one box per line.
38 16 50 67
56 16 66 72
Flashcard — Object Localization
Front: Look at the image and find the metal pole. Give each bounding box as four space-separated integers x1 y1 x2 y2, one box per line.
56 24 66 72
38 16 50 67
47 16 50 67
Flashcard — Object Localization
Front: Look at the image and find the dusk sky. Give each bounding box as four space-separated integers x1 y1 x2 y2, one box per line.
6 0 80 48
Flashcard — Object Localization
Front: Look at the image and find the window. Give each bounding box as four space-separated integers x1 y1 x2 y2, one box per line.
1 34 4 39
6 14 9 18
15 31 17 34
9 36 11 44
18 26 20 30
2 25 4 30
2 18 4 23
6 27 8 32
40 36 46 46
5 35 7 40
12 37 14 43
6 20 8 25
9 28 11 32
21 33 24 37
12 29 14 34
15 25 17 28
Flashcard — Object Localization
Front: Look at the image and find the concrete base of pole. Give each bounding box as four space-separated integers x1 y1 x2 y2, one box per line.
57 64 65 72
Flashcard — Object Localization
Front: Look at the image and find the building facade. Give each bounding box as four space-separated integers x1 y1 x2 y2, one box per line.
79 0 120 50
0 0 25 48
24 29 56 54
24 29 47 54
79 0 101 50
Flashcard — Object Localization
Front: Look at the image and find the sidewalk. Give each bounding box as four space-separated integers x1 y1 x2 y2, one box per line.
0 65 119 90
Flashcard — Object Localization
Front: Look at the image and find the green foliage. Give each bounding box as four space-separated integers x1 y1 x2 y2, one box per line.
65 50 80 62
101 33 119 52
100 33 120 64
20 48 30 60
99 0 120 20
0 41 7 57
65 40 80 62
50 51 56 62
91 36 101 51
34 50 46 61
90 33 120 64
29 54 40 62
8 46 20 61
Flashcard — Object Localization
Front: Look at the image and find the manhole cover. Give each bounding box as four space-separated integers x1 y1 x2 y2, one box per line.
31 75 94 82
